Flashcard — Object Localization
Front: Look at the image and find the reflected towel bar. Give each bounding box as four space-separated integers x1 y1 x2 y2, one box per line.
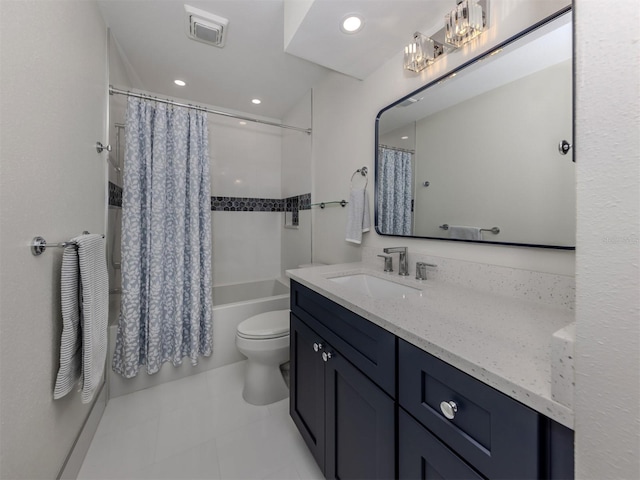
31 233 105 256
439 224 500 235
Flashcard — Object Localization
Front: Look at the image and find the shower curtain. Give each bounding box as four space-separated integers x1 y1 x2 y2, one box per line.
113 97 213 378
377 147 413 235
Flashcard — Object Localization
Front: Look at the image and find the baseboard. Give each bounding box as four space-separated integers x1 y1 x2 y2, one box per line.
57 383 107 479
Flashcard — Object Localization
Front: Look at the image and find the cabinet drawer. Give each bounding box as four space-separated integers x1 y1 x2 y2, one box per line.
399 339 542 479
291 281 395 396
399 409 484 480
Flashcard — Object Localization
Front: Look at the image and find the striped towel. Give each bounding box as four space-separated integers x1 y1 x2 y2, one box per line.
53 246 83 399
75 234 109 404
53 234 108 403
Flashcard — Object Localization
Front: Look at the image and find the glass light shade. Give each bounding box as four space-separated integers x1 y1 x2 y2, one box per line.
404 33 439 73
445 0 486 47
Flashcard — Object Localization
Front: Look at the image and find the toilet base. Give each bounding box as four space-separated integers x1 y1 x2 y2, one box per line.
242 360 289 406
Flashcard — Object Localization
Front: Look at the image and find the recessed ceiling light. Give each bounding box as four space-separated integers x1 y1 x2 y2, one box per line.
251 98 261 105
174 79 186 86
239 121 247 125
341 15 364 34
401 136 409 140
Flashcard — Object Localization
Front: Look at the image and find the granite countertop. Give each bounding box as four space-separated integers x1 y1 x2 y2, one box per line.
287 262 575 429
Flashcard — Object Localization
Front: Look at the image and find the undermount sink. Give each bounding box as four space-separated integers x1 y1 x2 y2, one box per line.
328 274 422 299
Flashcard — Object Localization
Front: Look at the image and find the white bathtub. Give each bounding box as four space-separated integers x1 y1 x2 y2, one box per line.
108 278 290 398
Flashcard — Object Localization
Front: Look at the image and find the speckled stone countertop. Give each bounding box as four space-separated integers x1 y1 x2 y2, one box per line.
287 262 575 429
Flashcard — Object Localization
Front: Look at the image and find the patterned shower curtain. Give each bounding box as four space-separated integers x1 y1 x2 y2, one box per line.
113 97 213 378
377 147 413 235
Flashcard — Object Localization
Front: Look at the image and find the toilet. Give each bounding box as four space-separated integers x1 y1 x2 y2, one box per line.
236 309 290 405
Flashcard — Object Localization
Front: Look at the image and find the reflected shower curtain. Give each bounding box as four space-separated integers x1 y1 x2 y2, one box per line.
377 147 413 235
113 97 213 378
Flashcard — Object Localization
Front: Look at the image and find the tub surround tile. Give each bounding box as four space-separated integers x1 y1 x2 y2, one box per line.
362 246 575 310
287 262 576 429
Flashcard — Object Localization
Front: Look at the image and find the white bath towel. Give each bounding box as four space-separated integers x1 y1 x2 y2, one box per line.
53 245 83 399
449 225 482 241
75 234 109 403
345 188 371 244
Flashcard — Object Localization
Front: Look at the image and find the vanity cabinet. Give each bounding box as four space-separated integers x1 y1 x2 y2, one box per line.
290 281 396 479
399 339 540 479
289 280 574 480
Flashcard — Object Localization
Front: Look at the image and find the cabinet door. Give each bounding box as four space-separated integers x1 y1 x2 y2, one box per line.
399 409 484 480
290 313 326 472
324 347 395 480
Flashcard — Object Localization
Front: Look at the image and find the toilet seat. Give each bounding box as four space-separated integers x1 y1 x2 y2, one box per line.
237 310 290 340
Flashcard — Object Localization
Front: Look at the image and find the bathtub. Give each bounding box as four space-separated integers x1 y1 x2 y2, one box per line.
108 278 290 398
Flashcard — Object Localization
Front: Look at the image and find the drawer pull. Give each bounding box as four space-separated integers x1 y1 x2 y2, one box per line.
440 401 458 420
322 351 333 362
313 342 324 352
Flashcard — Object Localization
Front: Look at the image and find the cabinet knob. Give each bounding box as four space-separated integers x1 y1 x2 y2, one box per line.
440 401 458 420
322 351 333 362
313 342 324 352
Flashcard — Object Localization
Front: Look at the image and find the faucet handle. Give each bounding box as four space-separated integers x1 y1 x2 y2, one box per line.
416 262 437 280
377 254 393 272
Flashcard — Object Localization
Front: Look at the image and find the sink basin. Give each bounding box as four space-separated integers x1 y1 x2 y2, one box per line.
328 274 422 299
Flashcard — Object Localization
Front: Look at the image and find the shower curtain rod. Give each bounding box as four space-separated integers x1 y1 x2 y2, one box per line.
109 86 312 135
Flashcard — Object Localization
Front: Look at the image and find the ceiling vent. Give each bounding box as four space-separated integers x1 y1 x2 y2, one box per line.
184 5 229 48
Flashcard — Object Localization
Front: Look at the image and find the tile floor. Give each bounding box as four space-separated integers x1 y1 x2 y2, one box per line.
78 361 323 479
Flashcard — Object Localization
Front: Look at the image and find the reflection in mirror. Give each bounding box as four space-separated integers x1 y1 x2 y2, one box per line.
376 9 574 249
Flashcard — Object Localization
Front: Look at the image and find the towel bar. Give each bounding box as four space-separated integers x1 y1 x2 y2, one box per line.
439 224 500 235
31 233 105 256
311 200 348 209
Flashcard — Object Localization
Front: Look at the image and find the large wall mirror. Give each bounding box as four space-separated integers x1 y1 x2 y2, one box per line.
375 9 574 249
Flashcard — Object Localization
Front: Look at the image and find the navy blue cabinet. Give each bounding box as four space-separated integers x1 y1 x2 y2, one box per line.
290 313 395 479
399 409 484 480
290 281 574 480
290 281 396 479
324 340 395 480
290 313 325 470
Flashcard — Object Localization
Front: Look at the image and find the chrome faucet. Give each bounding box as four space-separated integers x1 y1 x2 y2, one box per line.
383 247 409 276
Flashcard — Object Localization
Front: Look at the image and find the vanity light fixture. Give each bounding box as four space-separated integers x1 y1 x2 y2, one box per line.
404 32 444 73
341 14 364 34
403 0 488 74
444 0 488 48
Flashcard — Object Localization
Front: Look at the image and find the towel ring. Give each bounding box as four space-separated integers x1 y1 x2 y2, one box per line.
350 166 368 189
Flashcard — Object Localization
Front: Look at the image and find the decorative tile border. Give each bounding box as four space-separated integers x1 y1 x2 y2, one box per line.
109 187 312 215
299 193 311 210
210 196 284 212
108 182 122 207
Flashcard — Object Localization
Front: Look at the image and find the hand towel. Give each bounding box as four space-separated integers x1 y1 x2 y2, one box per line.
449 225 482 241
75 234 109 404
345 188 371 244
53 246 83 399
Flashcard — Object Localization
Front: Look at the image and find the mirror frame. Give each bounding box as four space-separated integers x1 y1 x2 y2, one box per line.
374 6 574 250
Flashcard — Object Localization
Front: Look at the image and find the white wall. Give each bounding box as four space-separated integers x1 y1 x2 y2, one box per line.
311 0 575 275
574 0 640 478
0 1 108 478
209 116 283 284
282 90 312 275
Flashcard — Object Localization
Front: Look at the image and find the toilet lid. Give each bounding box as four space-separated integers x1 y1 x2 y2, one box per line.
237 310 290 340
